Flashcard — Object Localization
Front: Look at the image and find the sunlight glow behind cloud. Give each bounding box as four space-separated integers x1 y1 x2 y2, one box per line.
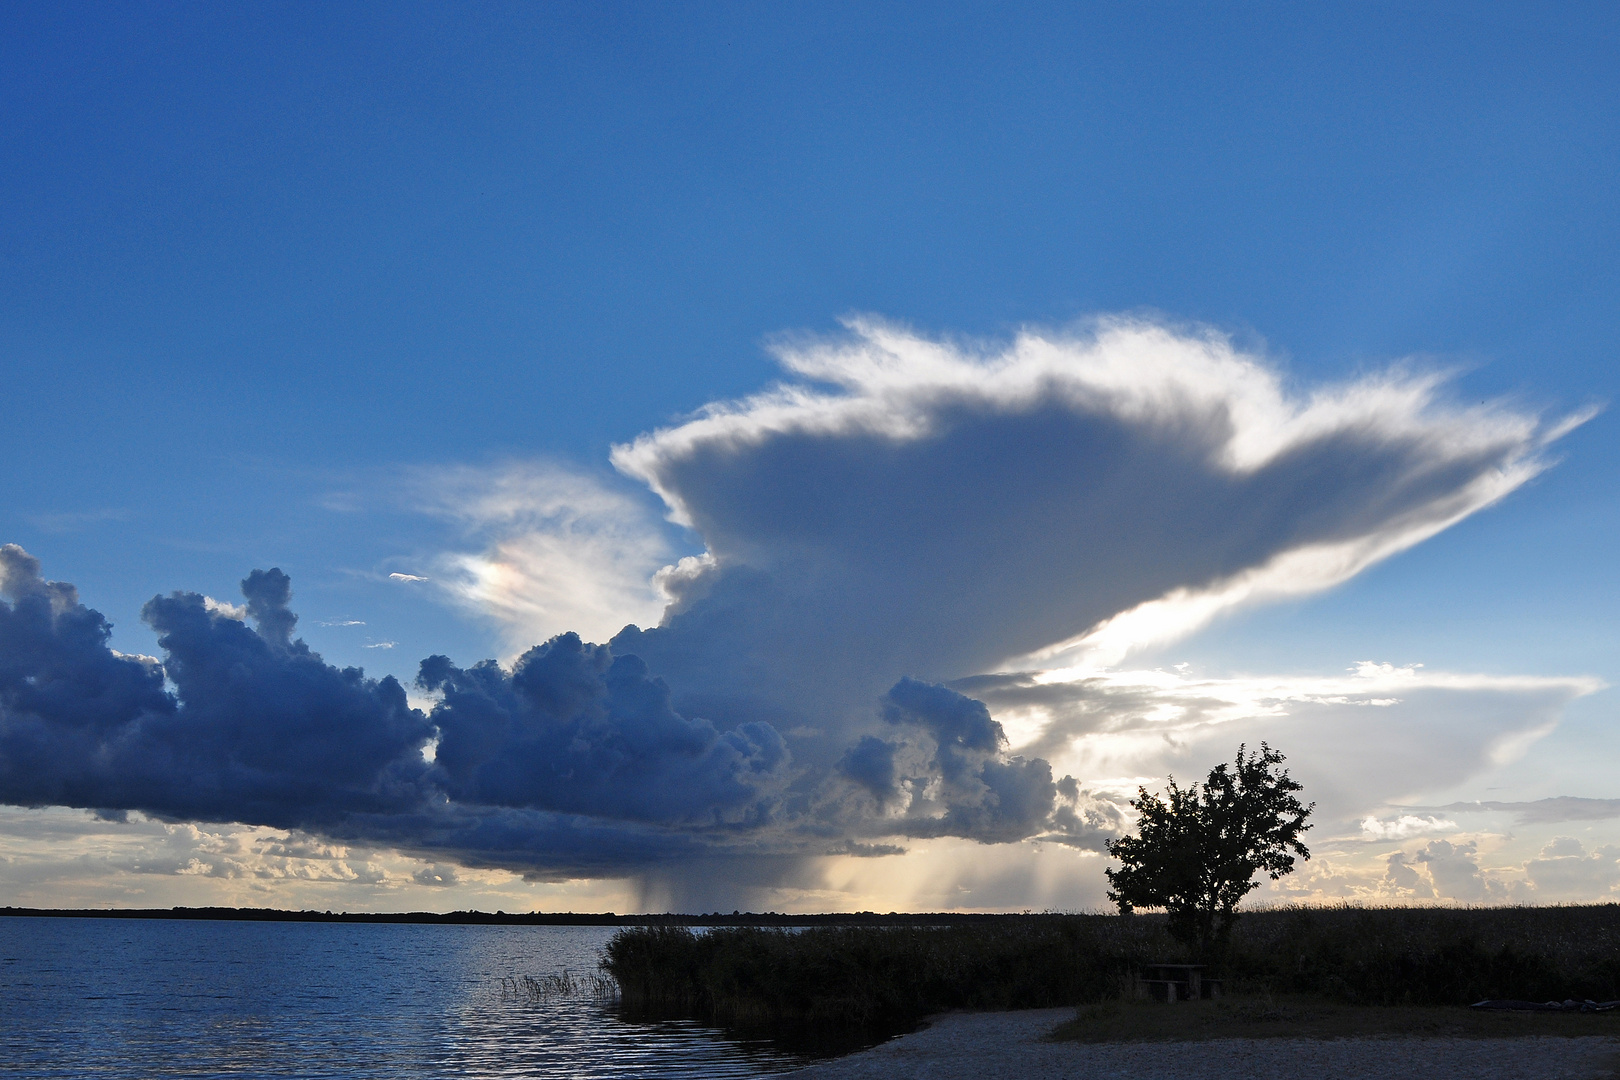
414 462 680 654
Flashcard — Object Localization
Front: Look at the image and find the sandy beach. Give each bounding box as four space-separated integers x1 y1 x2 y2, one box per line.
780 1007 1620 1080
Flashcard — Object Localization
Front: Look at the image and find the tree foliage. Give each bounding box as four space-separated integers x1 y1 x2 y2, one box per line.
1105 743 1313 961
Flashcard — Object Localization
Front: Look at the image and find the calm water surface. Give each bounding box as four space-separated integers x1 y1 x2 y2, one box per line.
0 918 813 1078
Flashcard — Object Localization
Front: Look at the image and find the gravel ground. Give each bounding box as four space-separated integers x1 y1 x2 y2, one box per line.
778 1007 1620 1080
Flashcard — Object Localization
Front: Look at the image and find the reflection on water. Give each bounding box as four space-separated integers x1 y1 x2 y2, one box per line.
0 918 810 1078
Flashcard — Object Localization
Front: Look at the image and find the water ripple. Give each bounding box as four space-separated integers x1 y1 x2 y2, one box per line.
0 919 810 1079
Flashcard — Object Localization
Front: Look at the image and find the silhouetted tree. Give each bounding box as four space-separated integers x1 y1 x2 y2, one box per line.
1105 743 1313 962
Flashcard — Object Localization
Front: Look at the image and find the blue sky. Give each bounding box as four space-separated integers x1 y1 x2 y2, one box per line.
1 4 1617 911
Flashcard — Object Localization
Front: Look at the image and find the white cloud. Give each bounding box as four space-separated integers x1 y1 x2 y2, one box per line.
23 508 130 535
0 806 638 911
1524 837 1620 899
1361 814 1459 840
202 596 247 620
413 462 681 655
964 662 1601 822
388 572 429 583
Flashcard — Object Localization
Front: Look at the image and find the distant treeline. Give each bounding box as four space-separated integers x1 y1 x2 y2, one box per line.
603 905 1620 1047
0 905 1023 926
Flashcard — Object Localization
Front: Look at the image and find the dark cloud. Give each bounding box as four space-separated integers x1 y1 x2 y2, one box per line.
837 736 897 805
1382 851 1435 899
0 544 177 810
822 677 1118 850
824 839 907 858
0 549 1073 881
876 678 1065 844
0 545 430 828
241 568 298 648
418 633 790 827
628 399 1460 685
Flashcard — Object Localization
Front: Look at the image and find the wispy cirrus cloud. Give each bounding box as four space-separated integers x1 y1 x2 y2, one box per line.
22 508 131 535
1423 797 1620 825
410 462 681 655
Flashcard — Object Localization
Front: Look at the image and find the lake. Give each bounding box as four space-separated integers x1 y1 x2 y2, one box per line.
0 917 814 1078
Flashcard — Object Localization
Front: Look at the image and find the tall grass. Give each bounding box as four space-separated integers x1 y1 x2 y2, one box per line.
601 905 1620 1043
603 915 1159 1046
500 970 619 1002
1230 904 1620 1004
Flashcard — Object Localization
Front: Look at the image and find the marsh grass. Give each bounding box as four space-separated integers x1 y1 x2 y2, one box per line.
500 970 619 1003
603 916 1162 1051
601 904 1620 1046
1225 903 1620 1004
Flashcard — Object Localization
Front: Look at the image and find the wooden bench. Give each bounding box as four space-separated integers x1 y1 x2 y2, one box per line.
1134 977 1185 1003
1134 963 1223 1002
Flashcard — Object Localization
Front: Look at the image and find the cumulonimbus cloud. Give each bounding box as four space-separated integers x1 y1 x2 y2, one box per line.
610 318 1578 710
0 315 1598 902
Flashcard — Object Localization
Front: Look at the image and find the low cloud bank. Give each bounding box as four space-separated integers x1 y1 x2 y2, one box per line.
0 546 1085 877
1375 836 1620 904
0 547 428 831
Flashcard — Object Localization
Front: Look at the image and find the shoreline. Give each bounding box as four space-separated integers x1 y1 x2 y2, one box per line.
0 905 1032 927
780 1007 1620 1080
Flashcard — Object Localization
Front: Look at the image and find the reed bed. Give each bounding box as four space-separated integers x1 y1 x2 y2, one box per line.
1228 903 1620 1004
500 970 619 1002
600 905 1620 1042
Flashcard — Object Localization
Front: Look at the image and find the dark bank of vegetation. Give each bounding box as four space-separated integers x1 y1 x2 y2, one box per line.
601 904 1620 1048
